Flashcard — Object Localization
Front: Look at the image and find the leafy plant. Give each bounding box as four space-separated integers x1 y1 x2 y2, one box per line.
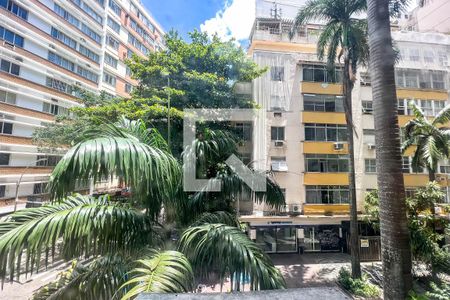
338 268 380 298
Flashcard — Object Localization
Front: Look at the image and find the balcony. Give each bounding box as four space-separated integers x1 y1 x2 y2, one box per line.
302 111 346 125
303 203 350 215
304 173 349 185
303 142 349 154
301 82 343 95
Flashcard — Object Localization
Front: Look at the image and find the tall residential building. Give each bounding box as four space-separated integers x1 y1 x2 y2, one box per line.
241 9 450 254
0 0 164 208
407 0 450 33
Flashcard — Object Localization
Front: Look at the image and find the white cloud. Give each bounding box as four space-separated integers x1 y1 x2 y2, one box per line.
200 0 255 43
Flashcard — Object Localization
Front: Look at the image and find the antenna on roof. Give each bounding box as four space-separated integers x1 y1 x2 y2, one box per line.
270 2 282 19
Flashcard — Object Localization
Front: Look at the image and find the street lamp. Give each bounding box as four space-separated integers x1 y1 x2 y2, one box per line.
14 158 48 212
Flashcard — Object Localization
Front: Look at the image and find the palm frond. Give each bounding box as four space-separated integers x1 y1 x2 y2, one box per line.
433 103 450 126
0 194 148 284
290 0 332 38
179 224 286 291
191 211 239 227
120 250 194 299
33 254 130 300
48 121 180 210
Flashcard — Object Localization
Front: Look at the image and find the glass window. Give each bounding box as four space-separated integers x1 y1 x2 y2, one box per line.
0 90 16 104
402 157 410 173
109 0 121 16
271 127 285 140
103 72 116 87
362 100 373 113
404 70 418 88
51 27 77 49
424 50 434 63
0 153 10 165
79 45 100 63
440 166 450 174
107 16 120 33
106 35 119 50
365 159 376 173
304 124 347 142
303 94 344 112
431 71 445 89
409 48 420 62
270 66 284 81
305 154 349 172
81 24 101 44
0 121 13 134
305 185 350 204
104 54 118 68
235 122 252 141
0 185 5 198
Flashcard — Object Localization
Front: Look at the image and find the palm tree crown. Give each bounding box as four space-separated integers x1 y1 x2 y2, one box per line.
402 102 450 181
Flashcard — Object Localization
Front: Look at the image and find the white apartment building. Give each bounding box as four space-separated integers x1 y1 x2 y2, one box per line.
241 3 450 254
0 0 164 207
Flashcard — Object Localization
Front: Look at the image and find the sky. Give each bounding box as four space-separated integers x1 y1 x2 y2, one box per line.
142 0 256 44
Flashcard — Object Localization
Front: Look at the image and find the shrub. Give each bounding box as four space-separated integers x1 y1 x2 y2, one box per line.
338 268 380 298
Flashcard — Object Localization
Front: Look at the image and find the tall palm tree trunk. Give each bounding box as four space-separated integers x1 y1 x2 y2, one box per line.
343 54 361 279
367 0 412 298
428 168 436 182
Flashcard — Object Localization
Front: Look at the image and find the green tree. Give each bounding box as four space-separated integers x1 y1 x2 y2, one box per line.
34 30 265 157
1 118 286 298
402 102 450 182
366 0 413 298
290 0 369 279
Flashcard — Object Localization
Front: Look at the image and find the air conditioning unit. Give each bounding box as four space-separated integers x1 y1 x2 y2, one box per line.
367 144 376 150
49 44 56 49
362 108 373 114
274 140 284 147
291 204 301 214
274 112 282 118
334 142 344 150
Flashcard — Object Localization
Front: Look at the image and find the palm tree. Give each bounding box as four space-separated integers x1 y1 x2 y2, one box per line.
402 102 450 182
291 0 369 278
0 118 286 298
366 0 413 298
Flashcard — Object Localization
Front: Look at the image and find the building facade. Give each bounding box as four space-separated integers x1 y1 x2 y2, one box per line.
241 12 450 254
0 0 164 207
406 0 450 34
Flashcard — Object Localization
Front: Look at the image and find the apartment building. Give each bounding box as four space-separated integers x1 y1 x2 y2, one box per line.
406 0 450 33
241 13 450 254
0 0 164 206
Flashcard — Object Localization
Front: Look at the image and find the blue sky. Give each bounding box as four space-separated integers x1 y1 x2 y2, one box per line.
141 0 256 43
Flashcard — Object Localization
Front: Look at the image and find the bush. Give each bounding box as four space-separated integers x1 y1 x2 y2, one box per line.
338 268 380 298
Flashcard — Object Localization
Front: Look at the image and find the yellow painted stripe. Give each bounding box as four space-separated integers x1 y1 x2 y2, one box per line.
302 111 347 124
304 173 349 185
303 142 349 154
397 89 448 100
303 204 350 215
301 82 343 95
249 40 317 54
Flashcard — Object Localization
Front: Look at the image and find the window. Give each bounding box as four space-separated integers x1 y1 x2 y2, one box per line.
302 64 342 83
107 16 120 33
409 48 420 62
404 70 419 88
1 0 28 20
46 77 73 94
360 72 371 85
0 121 13 134
43 100 68 115
363 129 375 144
402 157 410 173
405 188 417 199
365 159 377 173
362 101 373 113
48 52 75 72
0 153 10 165
128 34 149 55
305 154 349 173
424 50 434 63
0 90 16 104
398 99 406 115
235 122 252 141
74 1 102 24
54 3 79 27
303 94 344 112
109 0 121 16
106 35 119 50
33 182 47 195
419 72 432 89
0 59 20 76
270 66 284 81
0 26 24 47
305 123 347 142
125 83 133 94
271 127 285 141
271 157 288 172
305 185 349 204
37 155 61 166
103 72 116 87
51 27 76 49
440 166 450 174
81 24 101 44
270 95 285 111
104 54 118 68
431 71 445 89
126 66 132 76
0 185 5 198
438 51 448 65
77 66 98 83
79 45 99 63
